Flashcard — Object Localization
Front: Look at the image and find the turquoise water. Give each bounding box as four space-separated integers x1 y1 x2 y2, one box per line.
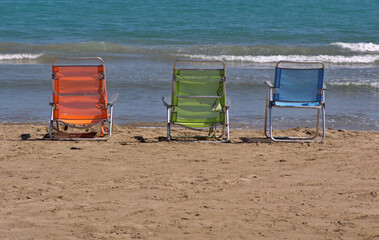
0 0 378 130
1 0 378 45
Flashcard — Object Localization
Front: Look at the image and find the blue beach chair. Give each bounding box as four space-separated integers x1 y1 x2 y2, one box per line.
264 61 326 142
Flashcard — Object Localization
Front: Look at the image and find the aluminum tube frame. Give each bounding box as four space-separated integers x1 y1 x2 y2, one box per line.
264 62 326 142
276 60 325 69
166 59 229 142
173 59 226 99
49 103 115 141
52 57 105 97
52 57 104 66
265 103 326 143
264 83 326 142
166 106 230 143
174 59 226 70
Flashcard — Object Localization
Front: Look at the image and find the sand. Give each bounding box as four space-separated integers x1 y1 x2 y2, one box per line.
0 123 378 239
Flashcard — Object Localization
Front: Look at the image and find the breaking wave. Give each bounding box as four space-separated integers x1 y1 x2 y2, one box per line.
0 41 378 65
327 81 379 89
331 42 379 52
176 54 379 64
0 53 43 60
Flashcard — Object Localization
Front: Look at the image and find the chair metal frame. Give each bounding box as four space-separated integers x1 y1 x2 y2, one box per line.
264 61 326 142
162 59 230 142
49 57 118 141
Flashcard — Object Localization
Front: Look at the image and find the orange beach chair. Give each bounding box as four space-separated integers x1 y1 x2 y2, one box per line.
49 57 118 140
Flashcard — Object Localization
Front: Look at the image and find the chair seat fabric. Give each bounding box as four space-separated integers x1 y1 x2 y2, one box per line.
165 60 229 141
273 101 321 107
175 122 220 128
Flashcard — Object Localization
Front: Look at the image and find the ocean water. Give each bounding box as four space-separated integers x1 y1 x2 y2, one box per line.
0 0 378 130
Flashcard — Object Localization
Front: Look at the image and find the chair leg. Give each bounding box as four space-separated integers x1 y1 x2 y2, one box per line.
50 105 114 141
49 121 54 139
49 106 54 139
269 106 325 142
167 123 171 141
319 105 326 143
100 122 105 137
315 108 320 138
108 105 114 139
225 125 230 142
167 109 229 143
268 105 275 141
309 106 326 143
264 87 271 138
264 104 270 138
167 108 171 141
225 108 230 142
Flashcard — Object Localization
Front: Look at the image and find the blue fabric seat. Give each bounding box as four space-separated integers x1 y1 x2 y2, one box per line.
273 101 321 107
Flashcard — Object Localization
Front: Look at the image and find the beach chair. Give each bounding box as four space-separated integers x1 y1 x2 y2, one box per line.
49 57 118 140
264 61 326 142
162 59 230 142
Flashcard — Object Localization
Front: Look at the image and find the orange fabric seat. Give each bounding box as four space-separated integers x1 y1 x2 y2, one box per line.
52 65 108 125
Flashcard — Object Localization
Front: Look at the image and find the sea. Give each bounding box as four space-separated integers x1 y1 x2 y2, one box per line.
0 0 378 130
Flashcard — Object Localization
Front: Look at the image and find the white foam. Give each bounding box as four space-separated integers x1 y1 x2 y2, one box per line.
371 82 379 88
331 42 379 52
176 54 379 64
0 53 43 60
328 81 379 89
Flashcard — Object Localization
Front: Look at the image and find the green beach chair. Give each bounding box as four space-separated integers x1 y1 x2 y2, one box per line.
162 59 230 142
264 61 326 142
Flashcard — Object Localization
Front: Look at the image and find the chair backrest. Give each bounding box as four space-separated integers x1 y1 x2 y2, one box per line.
273 61 324 102
171 60 226 126
52 58 108 124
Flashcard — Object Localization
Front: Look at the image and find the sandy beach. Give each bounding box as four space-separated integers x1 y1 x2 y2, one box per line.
0 123 378 239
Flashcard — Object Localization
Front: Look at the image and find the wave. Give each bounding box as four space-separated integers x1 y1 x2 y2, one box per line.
327 81 379 89
227 80 379 89
0 41 378 65
0 53 43 60
176 54 379 64
331 42 379 53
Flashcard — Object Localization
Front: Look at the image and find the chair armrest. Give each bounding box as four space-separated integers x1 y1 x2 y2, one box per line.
49 96 55 106
162 96 172 108
265 81 274 102
322 83 327 90
265 81 274 88
225 97 231 108
107 93 119 106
